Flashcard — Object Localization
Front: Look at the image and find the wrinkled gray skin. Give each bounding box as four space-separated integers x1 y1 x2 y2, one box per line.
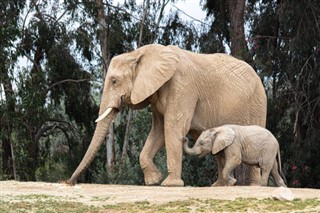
183 125 287 187
68 44 267 186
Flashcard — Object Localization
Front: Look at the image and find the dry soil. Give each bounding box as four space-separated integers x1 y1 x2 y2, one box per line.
1 181 320 206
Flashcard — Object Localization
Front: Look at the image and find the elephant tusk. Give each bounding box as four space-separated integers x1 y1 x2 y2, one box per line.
95 107 113 122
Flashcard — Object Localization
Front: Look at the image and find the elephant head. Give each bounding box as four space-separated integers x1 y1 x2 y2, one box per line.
183 130 214 158
68 44 180 184
183 126 236 158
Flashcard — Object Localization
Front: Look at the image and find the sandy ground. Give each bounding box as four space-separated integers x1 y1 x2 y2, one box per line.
0 181 320 206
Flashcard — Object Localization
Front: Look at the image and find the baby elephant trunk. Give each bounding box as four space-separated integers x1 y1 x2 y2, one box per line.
182 137 201 156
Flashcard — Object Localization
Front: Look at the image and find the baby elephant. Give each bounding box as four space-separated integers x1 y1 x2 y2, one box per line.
183 125 287 187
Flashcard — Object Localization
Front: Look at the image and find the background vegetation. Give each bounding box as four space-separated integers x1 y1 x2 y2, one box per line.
0 0 319 188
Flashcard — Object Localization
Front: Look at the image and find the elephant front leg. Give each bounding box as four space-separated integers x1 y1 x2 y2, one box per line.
212 154 226 186
212 153 237 186
221 157 241 186
140 134 164 185
140 113 165 185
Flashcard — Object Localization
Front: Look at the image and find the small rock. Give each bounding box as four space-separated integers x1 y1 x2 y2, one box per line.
272 186 295 201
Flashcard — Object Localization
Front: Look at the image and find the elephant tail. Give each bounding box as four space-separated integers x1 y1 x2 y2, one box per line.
277 148 287 186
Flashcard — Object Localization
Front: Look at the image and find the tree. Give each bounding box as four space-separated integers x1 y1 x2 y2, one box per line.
0 0 98 181
0 0 26 180
204 0 251 63
250 0 320 187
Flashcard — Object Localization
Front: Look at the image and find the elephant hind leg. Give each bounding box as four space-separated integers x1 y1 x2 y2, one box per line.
160 128 184 187
248 166 261 186
260 163 273 186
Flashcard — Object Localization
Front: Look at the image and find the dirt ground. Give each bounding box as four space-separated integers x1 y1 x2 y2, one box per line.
1 181 320 206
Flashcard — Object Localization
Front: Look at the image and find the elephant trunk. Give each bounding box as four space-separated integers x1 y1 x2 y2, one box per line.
183 137 201 156
68 109 116 185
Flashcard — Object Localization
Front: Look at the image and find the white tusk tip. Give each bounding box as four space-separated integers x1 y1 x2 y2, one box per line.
95 107 113 122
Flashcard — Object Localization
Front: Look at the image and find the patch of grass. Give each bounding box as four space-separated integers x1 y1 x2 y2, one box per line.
0 200 98 213
0 195 319 212
91 196 110 202
205 198 320 212
101 198 320 212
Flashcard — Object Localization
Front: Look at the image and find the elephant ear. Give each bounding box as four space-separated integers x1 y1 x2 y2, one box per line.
211 126 236 155
130 46 180 105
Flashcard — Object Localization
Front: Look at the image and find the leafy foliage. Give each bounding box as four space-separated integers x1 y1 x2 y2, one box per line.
248 0 320 187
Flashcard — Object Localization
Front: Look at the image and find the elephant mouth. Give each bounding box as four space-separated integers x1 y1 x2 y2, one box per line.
199 150 210 158
199 153 206 158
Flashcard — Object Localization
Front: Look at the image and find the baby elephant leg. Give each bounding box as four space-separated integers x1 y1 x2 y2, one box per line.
260 161 276 186
228 175 237 186
271 161 287 187
221 157 241 186
260 167 271 186
212 154 226 186
212 154 237 186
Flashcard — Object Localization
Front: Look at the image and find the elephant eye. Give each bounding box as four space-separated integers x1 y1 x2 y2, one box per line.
112 79 117 85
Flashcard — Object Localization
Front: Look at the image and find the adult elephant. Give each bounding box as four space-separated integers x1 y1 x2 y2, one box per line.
68 44 267 186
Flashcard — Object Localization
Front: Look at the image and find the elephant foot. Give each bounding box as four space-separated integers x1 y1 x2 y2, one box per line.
212 176 236 187
211 180 227 187
278 182 287 187
228 177 237 186
275 179 287 187
144 170 163 186
161 175 184 187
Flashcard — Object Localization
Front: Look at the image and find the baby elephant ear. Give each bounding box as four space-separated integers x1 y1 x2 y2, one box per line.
212 126 236 154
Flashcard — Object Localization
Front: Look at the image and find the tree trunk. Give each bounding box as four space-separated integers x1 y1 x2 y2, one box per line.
1 68 17 180
120 109 134 164
106 122 115 170
226 0 252 185
150 0 169 43
226 0 252 64
95 0 114 170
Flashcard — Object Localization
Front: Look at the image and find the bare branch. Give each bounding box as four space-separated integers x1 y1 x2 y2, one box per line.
169 3 210 27
56 8 69 22
35 123 57 142
22 52 42 73
105 3 141 22
47 78 91 91
150 0 170 43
